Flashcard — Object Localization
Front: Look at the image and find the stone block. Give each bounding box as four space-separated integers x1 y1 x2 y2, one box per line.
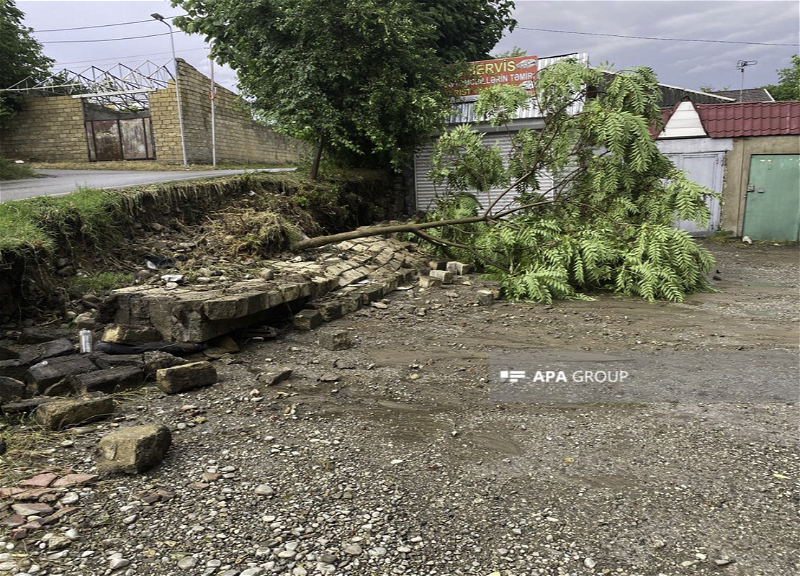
102 325 162 345
318 330 352 351
340 293 361 314
142 351 190 380
446 261 471 276
26 355 98 394
314 300 344 322
34 395 114 430
429 260 447 271
359 284 384 304
96 425 171 474
0 346 19 361
156 361 216 394
0 377 31 404
18 338 74 364
293 309 323 330
477 290 494 306
72 366 145 394
0 359 28 381
419 276 442 289
429 270 454 284
90 353 143 371
202 296 248 321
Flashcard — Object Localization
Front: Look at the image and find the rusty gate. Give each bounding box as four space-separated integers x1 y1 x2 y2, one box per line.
83 101 155 161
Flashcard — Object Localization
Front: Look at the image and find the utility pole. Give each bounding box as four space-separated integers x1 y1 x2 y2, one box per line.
209 42 216 167
152 13 188 167
736 60 757 102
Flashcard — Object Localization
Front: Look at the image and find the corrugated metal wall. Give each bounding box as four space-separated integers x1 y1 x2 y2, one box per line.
414 132 555 215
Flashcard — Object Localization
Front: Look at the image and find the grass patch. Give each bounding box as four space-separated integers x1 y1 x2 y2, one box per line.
0 158 38 181
0 187 125 254
67 272 133 298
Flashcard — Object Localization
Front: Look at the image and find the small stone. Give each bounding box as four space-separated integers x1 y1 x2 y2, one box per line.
319 553 337 564
60 492 80 505
257 368 292 386
259 269 275 280
318 330 352 351
47 535 71 550
254 484 274 497
584 557 596 568
109 557 130 570
177 556 198 569
342 543 362 556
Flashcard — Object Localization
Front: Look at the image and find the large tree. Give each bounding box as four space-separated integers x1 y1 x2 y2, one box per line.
0 0 53 128
173 0 516 178
761 55 800 101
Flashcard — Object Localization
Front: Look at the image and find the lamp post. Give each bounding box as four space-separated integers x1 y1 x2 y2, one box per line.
152 13 188 166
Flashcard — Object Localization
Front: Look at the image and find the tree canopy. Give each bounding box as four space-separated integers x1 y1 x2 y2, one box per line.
0 0 54 128
761 55 800 101
173 0 516 177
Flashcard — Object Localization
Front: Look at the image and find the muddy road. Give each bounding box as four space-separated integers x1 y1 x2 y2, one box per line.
2 240 798 576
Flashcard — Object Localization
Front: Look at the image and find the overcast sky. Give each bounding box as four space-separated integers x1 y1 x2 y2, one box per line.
16 0 800 96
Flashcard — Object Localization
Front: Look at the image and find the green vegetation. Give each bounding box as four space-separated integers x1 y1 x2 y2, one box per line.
0 0 54 127
0 157 37 180
760 54 800 101
67 272 133 298
0 187 125 254
173 0 515 178
421 61 717 303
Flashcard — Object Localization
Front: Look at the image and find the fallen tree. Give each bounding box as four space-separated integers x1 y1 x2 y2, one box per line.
293 60 717 303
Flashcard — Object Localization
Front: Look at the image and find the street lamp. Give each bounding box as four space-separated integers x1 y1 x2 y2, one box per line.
152 13 188 166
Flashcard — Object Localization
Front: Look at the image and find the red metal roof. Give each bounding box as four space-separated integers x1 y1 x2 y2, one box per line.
695 102 800 138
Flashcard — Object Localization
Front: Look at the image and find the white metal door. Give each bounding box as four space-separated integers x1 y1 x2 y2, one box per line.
667 153 723 235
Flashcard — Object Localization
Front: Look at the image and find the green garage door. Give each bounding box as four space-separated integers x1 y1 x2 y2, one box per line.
742 154 800 242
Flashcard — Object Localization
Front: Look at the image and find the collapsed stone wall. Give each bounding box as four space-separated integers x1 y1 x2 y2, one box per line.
150 59 305 165
0 95 86 162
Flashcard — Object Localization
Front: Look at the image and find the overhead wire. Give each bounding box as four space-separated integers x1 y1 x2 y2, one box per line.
515 26 798 47
34 15 179 33
40 32 173 44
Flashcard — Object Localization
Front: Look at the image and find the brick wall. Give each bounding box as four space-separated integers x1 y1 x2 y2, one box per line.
0 95 87 162
150 59 305 165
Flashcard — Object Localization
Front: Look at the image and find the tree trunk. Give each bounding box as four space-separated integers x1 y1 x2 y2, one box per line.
309 136 324 181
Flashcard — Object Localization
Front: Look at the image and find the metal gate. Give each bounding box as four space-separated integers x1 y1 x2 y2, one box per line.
85 117 155 161
742 154 800 242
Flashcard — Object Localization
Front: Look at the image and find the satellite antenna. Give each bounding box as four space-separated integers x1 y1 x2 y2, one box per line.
736 60 757 102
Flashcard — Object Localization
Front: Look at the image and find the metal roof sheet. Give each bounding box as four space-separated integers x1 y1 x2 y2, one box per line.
709 88 775 102
695 102 800 137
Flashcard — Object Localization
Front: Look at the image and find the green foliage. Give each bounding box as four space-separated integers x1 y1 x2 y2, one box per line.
0 0 54 127
423 60 717 303
760 54 800 101
0 157 37 180
173 0 515 171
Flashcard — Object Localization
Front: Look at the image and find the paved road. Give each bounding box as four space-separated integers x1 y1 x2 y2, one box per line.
0 168 296 202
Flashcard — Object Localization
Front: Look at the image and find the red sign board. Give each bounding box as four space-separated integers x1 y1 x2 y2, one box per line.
451 55 539 97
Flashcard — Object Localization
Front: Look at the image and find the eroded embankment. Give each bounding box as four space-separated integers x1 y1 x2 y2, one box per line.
0 170 402 323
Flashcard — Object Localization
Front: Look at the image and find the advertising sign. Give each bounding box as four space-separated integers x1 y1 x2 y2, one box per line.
451 55 538 97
